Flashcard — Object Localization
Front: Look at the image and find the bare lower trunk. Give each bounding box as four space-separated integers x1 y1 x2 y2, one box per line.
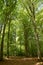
7 21 10 58
24 30 29 57
0 23 6 60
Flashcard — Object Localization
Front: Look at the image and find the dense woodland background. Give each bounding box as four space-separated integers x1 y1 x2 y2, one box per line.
0 0 43 61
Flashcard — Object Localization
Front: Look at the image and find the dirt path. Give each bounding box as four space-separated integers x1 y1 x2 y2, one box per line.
0 57 43 65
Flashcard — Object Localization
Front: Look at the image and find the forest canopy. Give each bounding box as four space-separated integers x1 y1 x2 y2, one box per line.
0 0 43 61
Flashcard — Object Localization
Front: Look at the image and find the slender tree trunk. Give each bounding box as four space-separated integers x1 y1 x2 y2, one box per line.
14 26 16 56
7 20 11 58
25 0 42 60
20 40 21 55
24 28 29 57
30 2 41 60
33 23 41 60
0 25 2 34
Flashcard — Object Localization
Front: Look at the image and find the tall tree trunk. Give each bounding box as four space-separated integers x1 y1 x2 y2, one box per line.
0 23 6 60
25 0 42 60
33 22 41 60
24 28 29 57
30 2 41 60
7 20 11 58
14 26 16 56
0 25 2 34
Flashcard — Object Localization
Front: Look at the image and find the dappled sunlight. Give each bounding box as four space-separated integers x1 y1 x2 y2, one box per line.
35 62 43 65
5 57 8 60
0 57 43 65
23 58 33 60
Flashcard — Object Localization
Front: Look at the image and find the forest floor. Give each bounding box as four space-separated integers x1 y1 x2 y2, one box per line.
0 56 43 65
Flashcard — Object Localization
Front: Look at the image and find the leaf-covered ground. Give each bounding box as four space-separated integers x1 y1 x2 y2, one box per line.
0 57 43 65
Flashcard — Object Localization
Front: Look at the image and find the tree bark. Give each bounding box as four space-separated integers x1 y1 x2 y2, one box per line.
7 20 11 58
30 2 41 60
0 23 6 60
24 27 29 57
